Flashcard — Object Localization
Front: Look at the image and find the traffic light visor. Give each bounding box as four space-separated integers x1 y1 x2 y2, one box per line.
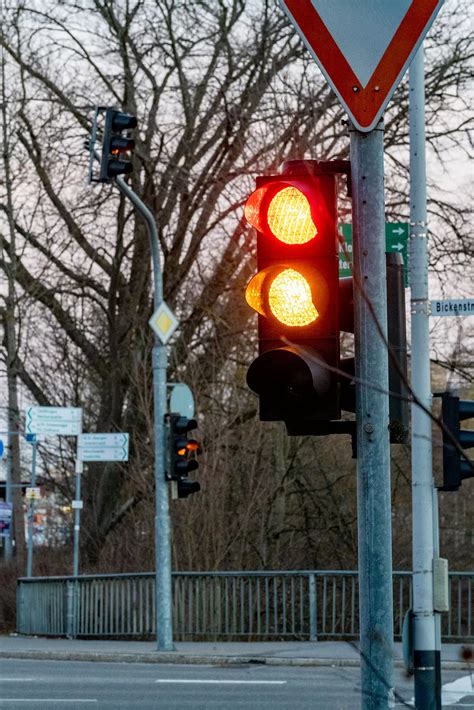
245 266 320 326
244 184 317 244
111 112 138 131
110 136 135 155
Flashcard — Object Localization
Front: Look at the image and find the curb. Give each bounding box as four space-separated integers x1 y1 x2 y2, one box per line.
0 650 470 671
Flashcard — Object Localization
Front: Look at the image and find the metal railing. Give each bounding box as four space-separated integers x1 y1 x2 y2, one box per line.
16 570 473 641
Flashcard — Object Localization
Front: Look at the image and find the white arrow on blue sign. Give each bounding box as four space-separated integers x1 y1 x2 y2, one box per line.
78 433 129 462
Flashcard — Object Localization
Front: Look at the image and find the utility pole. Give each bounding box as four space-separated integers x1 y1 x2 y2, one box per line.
409 46 440 709
350 122 394 709
72 437 83 577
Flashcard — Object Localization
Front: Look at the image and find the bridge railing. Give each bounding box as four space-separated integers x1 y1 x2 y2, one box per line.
16 570 473 641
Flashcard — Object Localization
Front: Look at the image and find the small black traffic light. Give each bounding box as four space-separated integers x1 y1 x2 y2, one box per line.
244 160 353 434
100 107 137 182
438 392 474 491
167 415 201 498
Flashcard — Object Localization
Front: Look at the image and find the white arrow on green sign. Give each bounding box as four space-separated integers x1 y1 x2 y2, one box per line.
339 223 409 285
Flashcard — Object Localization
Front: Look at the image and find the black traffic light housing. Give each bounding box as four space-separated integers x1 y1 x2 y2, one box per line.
100 107 137 182
167 414 201 499
437 392 474 491
244 160 409 445
245 160 351 431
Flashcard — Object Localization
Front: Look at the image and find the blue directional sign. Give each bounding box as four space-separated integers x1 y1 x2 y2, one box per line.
339 223 409 285
0 438 4 460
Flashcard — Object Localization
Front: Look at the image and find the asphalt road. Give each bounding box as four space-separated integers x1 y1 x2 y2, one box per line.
1 659 473 709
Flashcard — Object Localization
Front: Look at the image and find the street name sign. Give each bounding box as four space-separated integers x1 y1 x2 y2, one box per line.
339 223 409 284
279 0 445 131
431 299 474 317
25 406 83 436
78 433 129 462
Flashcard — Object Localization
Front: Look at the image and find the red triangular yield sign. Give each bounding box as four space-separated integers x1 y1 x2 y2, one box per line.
280 0 445 131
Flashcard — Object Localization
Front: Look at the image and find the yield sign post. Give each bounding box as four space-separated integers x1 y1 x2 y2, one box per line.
280 0 444 131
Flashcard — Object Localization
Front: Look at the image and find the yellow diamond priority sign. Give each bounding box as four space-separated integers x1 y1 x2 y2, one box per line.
149 302 179 344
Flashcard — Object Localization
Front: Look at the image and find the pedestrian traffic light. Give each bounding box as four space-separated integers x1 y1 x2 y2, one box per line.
167 414 201 499
99 107 137 182
438 392 474 491
244 160 353 434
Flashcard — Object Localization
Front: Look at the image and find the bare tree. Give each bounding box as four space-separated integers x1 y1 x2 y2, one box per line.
0 0 472 570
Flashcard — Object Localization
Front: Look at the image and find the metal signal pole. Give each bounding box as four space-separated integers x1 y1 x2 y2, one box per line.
409 46 440 709
90 128 174 651
350 122 394 709
114 175 174 653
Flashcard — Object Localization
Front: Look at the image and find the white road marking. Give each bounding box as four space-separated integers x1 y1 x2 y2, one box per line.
441 675 474 706
407 673 474 707
155 679 287 684
0 680 35 682
0 701 98 704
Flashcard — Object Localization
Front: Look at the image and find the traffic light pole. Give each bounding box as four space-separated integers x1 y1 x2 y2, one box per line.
114 174 175 653
350 122 394 709
409 47 440 709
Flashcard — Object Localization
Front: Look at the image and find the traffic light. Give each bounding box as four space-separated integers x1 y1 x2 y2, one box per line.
438 392 474 491
244 160 353 434
167 414 201 499
99 108 137 182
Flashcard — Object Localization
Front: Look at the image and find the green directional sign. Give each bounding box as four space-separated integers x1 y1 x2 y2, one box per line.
339 223 409 286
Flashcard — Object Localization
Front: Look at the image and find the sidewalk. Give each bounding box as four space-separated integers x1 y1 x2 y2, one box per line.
0 635 471 669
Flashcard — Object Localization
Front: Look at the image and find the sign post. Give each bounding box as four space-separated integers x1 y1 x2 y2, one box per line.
350 119 394 708
409 47 442 710
25 406 83 577
26 435 38 577
279 2 445 707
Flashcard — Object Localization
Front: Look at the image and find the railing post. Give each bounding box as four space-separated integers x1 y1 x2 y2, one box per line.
66 580 76 639
309 573 317 641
